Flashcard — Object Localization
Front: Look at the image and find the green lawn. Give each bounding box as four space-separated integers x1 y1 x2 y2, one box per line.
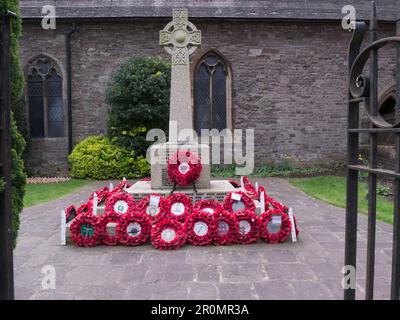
289 176 394 224
24 179 90 208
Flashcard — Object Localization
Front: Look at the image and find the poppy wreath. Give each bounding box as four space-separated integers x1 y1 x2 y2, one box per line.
105 192 136 215
70 212 104 247
89 186 109 205
235 209 259 244
99 210 123 246
137 194 166 223
151 218 186 250
167 150 202 186
193 199 222 215
259 209 291 244
117 210 152 246
214 210 238 245
184 210 217 246
223 191 255 214
65 205 77 223
162 192 193 223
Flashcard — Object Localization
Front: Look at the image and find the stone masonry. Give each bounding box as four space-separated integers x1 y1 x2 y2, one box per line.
19 19 397 175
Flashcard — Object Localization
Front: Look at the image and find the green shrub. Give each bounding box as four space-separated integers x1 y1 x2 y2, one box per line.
105 56 171 155
1 0 27 247
68 136 149 180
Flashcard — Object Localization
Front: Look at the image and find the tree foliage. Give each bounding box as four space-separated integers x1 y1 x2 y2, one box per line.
1 0 27 247
105 56 171 155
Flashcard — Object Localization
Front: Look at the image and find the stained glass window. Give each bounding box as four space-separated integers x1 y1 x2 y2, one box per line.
194 52 229 134
27 58 64 138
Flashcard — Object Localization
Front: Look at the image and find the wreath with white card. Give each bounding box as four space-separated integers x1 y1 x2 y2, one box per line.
162 192 193 223
137 194 166 222
223 191 255 214
184 210 217 246
105 192 136 215
259 209 291 244
117 210 152 246
151 218 186 250
235 209 259 244
167 150 202 186
214 210 238 245
99 210 123 246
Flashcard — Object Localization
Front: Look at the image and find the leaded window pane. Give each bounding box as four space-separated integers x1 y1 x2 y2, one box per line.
194 53 228 133
28 70 44 137
27 60 64 138
47 70 64 137
212 63 227 131
195 63 210 134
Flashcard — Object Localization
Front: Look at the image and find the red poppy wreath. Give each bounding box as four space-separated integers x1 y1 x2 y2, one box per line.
235 209 259 244
214 210 238 245
162 192 193 223
193 199 222 215
117 210 152 246
137 194 166 222
99 210 123 246
151 218 186 250
184 210 217 246
70 212 104 247
223 191 255 214
105 192 136 215
167 150 202 186
65 205 77 223
259 209 291 244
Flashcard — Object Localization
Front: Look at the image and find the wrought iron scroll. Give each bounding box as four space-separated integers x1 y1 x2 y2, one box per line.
344 2 400 300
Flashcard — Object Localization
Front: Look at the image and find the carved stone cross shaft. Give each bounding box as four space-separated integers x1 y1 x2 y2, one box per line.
160 9 201 140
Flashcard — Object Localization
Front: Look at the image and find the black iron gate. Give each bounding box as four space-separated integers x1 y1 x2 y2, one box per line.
344 3 400 300
0 10 16 300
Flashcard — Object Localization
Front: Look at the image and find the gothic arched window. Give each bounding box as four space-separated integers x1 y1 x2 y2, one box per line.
27 58 64 137
194 51 231 134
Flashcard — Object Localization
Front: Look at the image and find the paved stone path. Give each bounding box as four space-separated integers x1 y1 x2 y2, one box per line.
14 178 395 300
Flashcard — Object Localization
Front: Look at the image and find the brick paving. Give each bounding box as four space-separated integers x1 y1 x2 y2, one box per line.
14 178 395 300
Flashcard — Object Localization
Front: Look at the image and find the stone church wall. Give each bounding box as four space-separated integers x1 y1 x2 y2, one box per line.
19 19 397 175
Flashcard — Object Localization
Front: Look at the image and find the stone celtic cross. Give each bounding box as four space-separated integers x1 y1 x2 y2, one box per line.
160 9 201 66
160 9 201 140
